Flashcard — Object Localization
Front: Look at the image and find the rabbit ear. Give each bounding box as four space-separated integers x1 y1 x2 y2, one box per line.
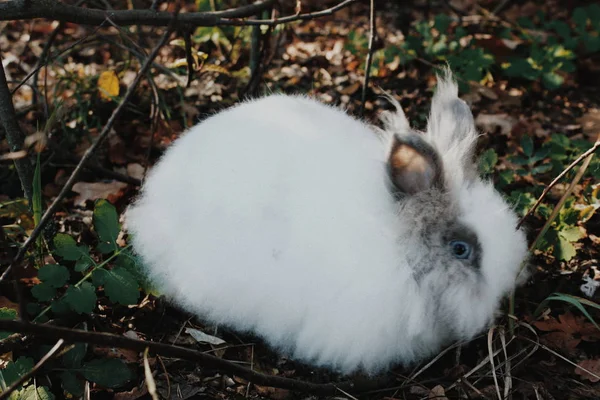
388 134 444 195
426 69 477 163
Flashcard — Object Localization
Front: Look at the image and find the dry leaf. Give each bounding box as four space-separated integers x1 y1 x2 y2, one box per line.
577 108 600 143
533 311 600 351
98 70 120 101
475 113 517 135
185 327 226 346
575 359 600 382
127 163 145 181
429 385 448 400
254 385 290 400
0 150 28 161
72 181 127 205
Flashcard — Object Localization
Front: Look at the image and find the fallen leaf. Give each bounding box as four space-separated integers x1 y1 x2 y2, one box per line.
575 359 600 383
429 385 448 400
72 181 127 206
98 70 120 101
533 311 600 351
577 108 600 143
254 385 290 400
185 327 226 346
475 113 517 135
127 163 145 181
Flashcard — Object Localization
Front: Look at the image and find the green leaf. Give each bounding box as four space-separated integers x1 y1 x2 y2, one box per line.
38 264 70 288
531 164 553 175
74 258 93 273
80 359 133 388
31 282 56 302
572 7 588 33
93 199 121 253
521 136 534 157
434 14 451 33
53 234 90 261
559 226 585 242
50 298 70 315
503 57 539 80
3 357 34 387
62 342 87 368
555 234 577 261
583 35 600 53
60 371 84 397
93 267 140 305
479 148 498 175
64 283 97 314
542 71 564 89
20 385 55 400
550 133 571 148
0 307 17 340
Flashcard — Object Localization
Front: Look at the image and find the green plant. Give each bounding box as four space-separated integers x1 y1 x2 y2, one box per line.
482 133 598 262
0 200 143 398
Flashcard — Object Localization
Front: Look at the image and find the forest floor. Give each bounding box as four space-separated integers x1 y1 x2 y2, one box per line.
1 0 600 399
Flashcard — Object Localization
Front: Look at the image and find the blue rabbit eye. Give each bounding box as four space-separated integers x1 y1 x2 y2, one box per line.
450 240 472 259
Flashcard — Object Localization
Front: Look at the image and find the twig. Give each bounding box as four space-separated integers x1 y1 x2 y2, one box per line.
516 138 600 229
359 0 376 116
0 339 64 400
0 320 393 395
0 0 357 28
31 23 63 118
0 45 34 204
0 23 175 284
0 0 354 27
243 0 358 26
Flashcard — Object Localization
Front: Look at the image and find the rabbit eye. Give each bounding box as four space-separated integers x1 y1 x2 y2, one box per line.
450 240 472 259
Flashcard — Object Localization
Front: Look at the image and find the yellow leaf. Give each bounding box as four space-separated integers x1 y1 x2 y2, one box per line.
97 70 120 101
201 64 231 76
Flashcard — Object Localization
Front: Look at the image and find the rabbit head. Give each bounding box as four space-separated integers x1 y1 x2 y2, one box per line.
380 70 528 343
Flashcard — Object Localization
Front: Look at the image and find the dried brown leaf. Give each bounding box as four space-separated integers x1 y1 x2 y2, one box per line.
575 359 600 383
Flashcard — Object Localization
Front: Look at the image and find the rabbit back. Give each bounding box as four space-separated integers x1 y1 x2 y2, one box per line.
126 95 424 373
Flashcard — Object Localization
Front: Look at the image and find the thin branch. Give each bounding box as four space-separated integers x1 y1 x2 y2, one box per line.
0 23 175 284
516 138 600 229
0 45 34 204
0 0 357 27
0 339 64 400
243 0 358 26
0 320 393 396
0 0 282 27
359 0 376 116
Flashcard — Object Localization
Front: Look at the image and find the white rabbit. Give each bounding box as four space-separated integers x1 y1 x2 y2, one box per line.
126 70 528 375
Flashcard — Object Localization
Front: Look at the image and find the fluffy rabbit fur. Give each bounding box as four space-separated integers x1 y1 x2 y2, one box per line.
126 70 528 375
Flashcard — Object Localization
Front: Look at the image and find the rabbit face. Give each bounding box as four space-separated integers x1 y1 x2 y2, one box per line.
382 70 528 343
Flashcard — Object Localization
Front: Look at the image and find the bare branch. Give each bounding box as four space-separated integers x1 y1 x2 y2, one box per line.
0 46 34 204
0 0 358 28
0 320 394 396
0 0 270 26
359 0 376 116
